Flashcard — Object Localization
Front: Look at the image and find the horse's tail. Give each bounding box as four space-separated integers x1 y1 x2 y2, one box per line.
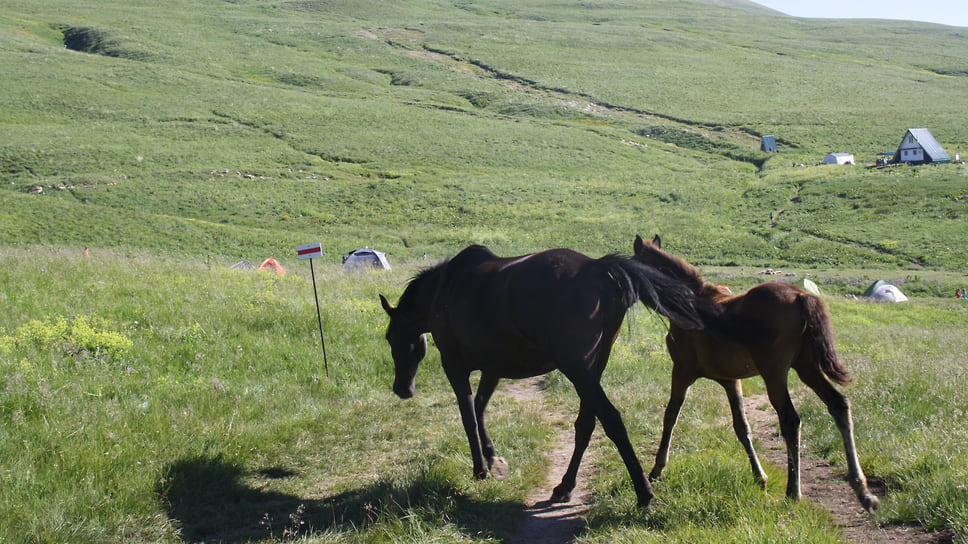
603 256 722 331
801 294 852 385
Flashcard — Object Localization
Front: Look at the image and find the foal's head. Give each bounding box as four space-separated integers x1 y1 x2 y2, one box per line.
633 235 704 288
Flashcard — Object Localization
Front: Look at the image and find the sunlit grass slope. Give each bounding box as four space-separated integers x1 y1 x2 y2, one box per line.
2 0 966 269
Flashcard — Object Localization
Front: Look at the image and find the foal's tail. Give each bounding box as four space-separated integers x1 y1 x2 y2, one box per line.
801 294 852 385
603 256 722 331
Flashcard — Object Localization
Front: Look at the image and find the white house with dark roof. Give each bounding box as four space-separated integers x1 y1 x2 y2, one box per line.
891 128 951 165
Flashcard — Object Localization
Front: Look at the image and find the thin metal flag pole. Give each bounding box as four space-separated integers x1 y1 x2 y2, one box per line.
309 257 329 377
297 242 329 377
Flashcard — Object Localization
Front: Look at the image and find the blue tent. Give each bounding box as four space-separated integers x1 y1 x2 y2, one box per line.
761 135 777 153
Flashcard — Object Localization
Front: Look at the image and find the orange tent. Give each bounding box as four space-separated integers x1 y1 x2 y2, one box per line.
258 258 286 274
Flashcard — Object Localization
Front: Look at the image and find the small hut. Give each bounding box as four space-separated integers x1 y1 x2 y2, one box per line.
890 129 950 165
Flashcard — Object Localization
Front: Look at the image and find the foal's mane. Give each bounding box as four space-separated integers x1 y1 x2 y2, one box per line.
643 240 729 302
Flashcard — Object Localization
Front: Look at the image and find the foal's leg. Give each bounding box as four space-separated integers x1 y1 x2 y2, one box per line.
795 365 879 512
475 373 508 479
763 374 802 501
551 399 596 503
650 336 698 482
648 378 691 482
716 378 768 488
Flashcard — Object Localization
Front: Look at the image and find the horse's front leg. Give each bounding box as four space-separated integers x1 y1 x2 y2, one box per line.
717 378 768 488
475 373 508 479
651 337 698 482
444 365 488 479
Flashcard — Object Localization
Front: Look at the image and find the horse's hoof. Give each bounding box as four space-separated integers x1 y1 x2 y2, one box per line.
862 494 880 513
647 471 662 483
636 495 653 509
489 456 509 481
550 486 572 503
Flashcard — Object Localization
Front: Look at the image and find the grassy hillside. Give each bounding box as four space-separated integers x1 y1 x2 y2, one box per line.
3 2 968 541
2 0 967 270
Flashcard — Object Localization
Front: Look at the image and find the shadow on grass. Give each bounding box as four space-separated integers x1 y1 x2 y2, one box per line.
158 454 521 542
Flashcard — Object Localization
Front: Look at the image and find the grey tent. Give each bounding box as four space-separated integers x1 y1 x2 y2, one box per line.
800 277 822 296
863 280 908 302
342 248 391 271
230 260 256 270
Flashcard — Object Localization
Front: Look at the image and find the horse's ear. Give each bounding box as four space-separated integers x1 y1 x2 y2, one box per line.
634 234 645 253
652 234 661 248
379 294 395 315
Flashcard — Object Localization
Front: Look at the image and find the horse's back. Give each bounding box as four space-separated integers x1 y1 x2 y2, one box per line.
429 246 623 373
448 244 500 270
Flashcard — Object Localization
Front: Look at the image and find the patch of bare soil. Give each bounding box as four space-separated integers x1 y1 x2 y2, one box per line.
743 394 954 544
502 377 593 544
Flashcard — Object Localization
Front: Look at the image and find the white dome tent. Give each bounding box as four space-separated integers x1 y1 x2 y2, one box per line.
342 248 391 271
863 280 908 302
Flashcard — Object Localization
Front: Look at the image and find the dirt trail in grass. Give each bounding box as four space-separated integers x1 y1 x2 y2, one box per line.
501 376 593 544
743 394 954 544
498 380 954 543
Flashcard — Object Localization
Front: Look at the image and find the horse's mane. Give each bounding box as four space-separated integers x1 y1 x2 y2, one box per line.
401 245 498 306
409 245 497 282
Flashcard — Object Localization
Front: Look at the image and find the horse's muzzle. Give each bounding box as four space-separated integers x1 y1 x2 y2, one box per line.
393 380 415 399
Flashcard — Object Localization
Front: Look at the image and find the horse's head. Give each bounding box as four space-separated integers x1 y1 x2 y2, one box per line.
632 234 665 264
380 294 427 399
633 234 705 292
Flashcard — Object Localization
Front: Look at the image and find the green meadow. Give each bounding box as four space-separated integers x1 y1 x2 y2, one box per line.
2 0 967 542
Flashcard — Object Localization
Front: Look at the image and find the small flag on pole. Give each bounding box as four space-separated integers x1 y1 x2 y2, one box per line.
297 242 323 260
297 242 329 376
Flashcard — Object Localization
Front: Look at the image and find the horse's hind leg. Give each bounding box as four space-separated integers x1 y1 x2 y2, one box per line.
763 375 802 501
716 378 768 488
551 400 595 503
566 370 653 508
795 365 879 512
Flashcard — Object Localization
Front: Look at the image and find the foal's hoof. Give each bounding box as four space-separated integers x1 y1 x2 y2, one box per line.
489 456 509 481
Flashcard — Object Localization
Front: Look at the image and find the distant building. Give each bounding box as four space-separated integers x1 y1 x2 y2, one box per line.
823 152 854 165
891 128 950 165
761 135 778 152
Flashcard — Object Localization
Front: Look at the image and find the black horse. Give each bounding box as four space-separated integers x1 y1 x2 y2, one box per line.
379 244 722 508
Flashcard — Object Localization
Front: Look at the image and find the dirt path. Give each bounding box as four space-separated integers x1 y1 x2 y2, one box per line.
743 394 954 543
501 377 593 544
499 382 954 543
